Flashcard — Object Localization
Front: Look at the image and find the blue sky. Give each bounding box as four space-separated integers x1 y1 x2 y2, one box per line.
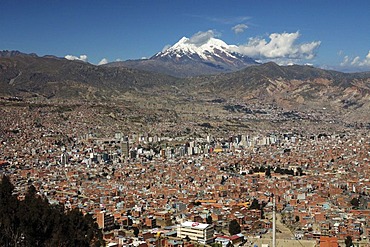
1 0 370 71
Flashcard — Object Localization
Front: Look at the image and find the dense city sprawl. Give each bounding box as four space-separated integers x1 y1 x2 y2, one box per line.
1 99 369 247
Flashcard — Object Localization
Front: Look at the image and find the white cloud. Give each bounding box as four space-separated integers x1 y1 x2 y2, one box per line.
65 54 88 62
340 51 370 68
232 24 248 34
231 31 321 61
162 44 171 52
259 58 297 66
351 56 360 66
187 30 216 46
340 56 350 66
98 58 108 65
365 52 370 66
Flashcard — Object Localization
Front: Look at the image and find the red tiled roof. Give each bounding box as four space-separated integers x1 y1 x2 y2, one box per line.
320 236 338 247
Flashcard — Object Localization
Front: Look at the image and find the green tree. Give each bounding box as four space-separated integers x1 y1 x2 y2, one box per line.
19 185 56 246
350 197 359 209
345 236 353 247
295 215 300 222
0 175 21 247
133 226 140 237
265 166 271 178
296 167 304 176
249 198 260 210
211 243 222 247
229 219 241 235
0 176 105 247
65 209 95 246
206 215 213 224
0 175 14 199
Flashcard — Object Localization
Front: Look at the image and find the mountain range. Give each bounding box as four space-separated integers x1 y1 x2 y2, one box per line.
0 50 177 99
1 49 370 123
105 36 258 77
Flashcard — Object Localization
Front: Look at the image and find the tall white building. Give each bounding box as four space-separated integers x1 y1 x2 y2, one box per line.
60 153 68 166
177 221 214 244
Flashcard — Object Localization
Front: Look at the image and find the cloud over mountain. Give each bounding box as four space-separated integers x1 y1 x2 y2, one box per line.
341 51 370 68
98 58 108 65
161 45 171 52
187 30 216 46
105 30 325 76
231 31 321 61
65 54 88 62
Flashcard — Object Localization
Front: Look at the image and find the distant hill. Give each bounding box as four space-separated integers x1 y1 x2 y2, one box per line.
0 51 178 99
186 62 370 121
1 50 370 122
0 50 38 58
105 36 258 77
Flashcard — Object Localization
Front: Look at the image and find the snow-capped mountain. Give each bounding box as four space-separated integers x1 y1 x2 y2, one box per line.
152 37 257 69
105 37 258 77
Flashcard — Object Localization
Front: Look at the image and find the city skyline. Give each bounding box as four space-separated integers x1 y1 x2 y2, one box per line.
1 0 370 72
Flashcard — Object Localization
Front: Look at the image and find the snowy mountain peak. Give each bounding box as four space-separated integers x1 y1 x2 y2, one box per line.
112 36 258 77
154 36 239 61
150 36 258 72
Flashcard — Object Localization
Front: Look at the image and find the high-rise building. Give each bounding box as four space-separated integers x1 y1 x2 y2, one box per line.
121 136 129 159
60 153 68 166
96 211 115 231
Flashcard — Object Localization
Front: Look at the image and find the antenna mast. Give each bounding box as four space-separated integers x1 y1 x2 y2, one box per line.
272 195 276 247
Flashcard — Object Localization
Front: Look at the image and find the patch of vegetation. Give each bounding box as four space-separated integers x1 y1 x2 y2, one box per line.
199 122 213 128
0 175 105 247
